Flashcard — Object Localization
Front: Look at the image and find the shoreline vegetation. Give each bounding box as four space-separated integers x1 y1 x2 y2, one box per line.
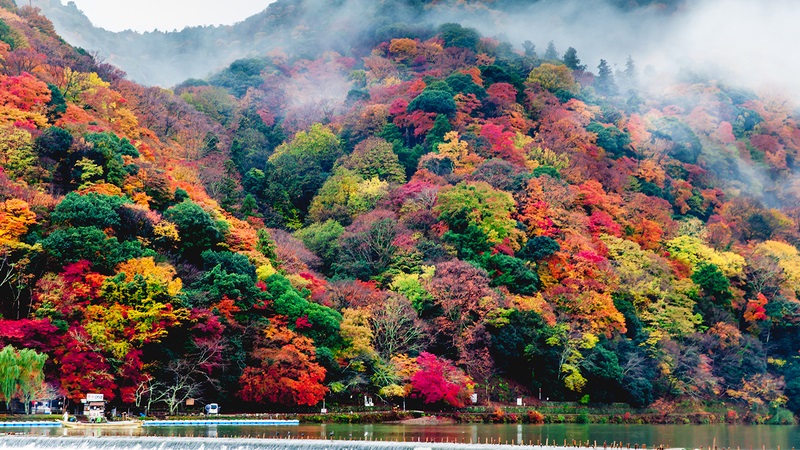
296 407 796 426
2 402 791 426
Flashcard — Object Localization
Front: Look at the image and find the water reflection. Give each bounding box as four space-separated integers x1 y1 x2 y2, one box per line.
15 423 800 449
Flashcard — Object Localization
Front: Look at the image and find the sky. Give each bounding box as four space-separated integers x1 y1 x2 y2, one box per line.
60 0 275 32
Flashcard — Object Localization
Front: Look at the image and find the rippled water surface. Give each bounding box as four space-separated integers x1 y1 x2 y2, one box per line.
3 423 799 449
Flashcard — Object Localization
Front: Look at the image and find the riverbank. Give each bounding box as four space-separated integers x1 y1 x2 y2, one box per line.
141 402 794 427
291 401 795 426
4 401 791 427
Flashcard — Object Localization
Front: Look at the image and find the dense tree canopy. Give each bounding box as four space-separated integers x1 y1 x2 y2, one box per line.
0 1 798 421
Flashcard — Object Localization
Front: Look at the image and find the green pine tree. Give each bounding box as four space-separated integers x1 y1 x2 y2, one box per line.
426 114 451 151
563 47 586 71
596 59 618 96
544 41 559 61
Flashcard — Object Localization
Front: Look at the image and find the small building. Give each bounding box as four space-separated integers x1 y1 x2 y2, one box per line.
79 393 105 421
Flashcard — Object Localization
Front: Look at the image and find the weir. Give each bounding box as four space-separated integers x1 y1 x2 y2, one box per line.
0 437 668 450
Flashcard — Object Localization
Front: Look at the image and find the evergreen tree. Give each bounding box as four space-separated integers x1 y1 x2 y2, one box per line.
407 90 457 116
623 55 637 85
544 41 559 61
595 59 618 96
438 23 480 50
256 229 278 261
45 84 67 121
624 56 636 78
563 47 586 71
426 114 451 151
164 200 226 260
522 40 537 58
216 177 241 212
240 193 259 217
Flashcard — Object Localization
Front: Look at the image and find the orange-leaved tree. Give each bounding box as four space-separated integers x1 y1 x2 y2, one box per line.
239 321 327 406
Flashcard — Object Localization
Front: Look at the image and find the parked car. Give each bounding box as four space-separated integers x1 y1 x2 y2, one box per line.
204 403 219 415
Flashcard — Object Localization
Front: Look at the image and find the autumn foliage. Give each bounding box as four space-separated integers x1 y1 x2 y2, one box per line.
238 323 328 406
0 2 797 417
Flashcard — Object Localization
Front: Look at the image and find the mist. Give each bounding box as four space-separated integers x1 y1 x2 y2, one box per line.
32 0 426 86
60 0 274 33
451 0 800 103
668 0 800 100
32 0 800 105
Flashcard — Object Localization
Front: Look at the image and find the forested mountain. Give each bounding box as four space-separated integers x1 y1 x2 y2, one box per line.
30 0 684 87
29 0 431 86
0 0 798 422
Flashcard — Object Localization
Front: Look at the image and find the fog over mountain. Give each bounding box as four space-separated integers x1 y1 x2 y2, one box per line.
27 0 800 103
32 0 425 86
25 0 798 101
57 0 272 33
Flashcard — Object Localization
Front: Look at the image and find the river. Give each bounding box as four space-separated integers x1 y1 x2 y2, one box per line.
4 423 800 449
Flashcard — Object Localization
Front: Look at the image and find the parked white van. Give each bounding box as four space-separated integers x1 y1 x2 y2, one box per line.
204 403 219 415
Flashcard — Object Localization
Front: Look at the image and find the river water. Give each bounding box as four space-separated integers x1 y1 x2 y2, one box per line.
3 423 800 449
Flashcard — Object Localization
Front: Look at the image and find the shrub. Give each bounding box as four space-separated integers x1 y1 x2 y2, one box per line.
527 410 545 424
769 408 796 425
491 407 505 423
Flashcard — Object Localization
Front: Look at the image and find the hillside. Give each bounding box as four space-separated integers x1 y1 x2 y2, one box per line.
0 0 798 422
182 26 800 416
29 0 432 86
30 0 685 87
